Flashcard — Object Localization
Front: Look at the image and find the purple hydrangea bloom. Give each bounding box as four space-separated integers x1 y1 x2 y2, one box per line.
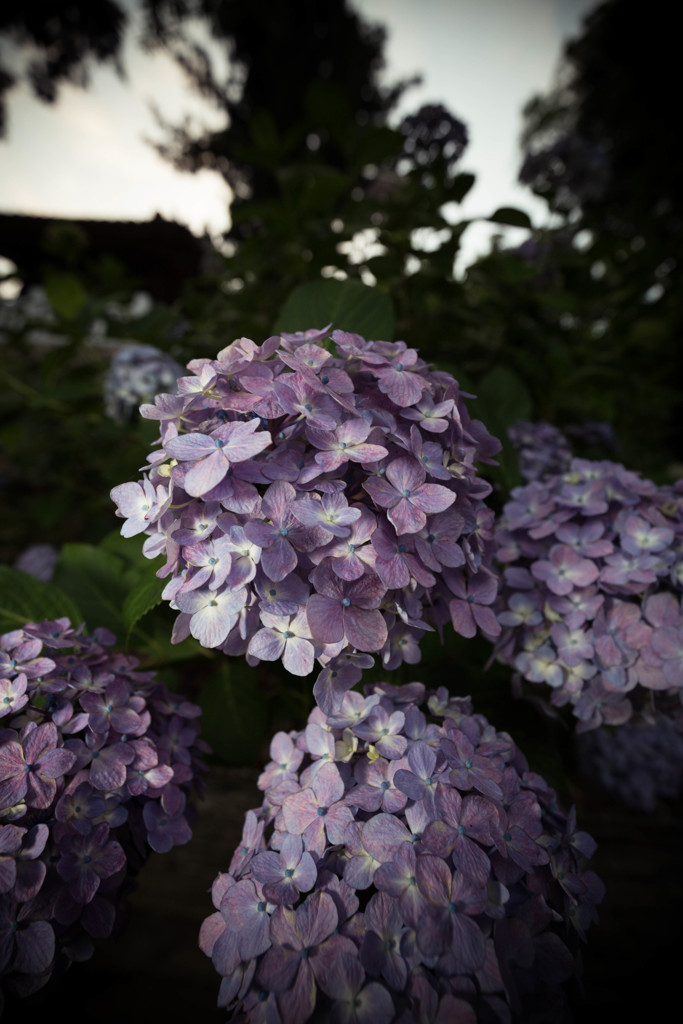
200 683 603 1022
0 618 207 1002
111 327 503 707
493 460 683 732
576 716 683 811
507 421 573 483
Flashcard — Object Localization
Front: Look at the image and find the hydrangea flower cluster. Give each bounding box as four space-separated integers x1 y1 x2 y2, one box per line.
507 420 619 485
13 544 59 583
200 682 603 1024
111 327 502 713
492 459 683 731
576 717 683 812
0 617 207 1005
507 421 572 484
103 342 184 423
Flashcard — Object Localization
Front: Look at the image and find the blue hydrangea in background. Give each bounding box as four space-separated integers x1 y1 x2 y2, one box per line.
103 343 185 424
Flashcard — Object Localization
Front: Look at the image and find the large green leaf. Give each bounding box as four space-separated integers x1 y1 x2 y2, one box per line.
199 661 270 765
122 568 166 643
51 543 129 638
470 366 533 492
0 566 83 634
446 173 476 203
273 279 395 341
100 529 157 580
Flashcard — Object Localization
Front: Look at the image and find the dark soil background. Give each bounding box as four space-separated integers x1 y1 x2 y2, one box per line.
5 764 683 1024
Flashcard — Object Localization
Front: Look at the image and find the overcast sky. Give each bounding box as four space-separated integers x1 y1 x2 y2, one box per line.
0 0 599 278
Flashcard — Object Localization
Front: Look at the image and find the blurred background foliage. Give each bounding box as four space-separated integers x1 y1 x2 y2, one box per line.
0 0 680 780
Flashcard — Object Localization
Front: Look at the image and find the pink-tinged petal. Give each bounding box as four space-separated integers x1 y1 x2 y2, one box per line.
278 962 317 1024
282 788 319 834
319 952 365 1000
244 519 275 548
344 607 388 653
188 601 236 648
165 432 215 461
262 479 296 524
313 762 345 806
362 476 401 509
354 981 395 1024
258 941 300 994
248 629 285 662
410 483 455 515
387 499 426 535
294 851 317 893
282 636 315 677
267 901 301 950
251 850 284 886
183 449 230 497
35 746 77 779
299 890 338 947
307 595 344 644
349 443 390 464
314 450 345 472
361 813 412 860
472 604 502 637
25 773 57 809
262 537 297 582
221 421 272 462
212 925 241 977
449 599 476 638
13 921 55 975
469 572 498 604
348 572 386 609
379 368 424 407
23 722 59 762
375 554 410 590
415 853 451 905
385 457 425 494
337 419 371 445
199 911 225 958
652 626 683 661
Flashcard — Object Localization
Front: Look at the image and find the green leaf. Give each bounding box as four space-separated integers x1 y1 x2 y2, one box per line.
487 207 533 229
198 661 270 765
44 271 87 320
51 543 129 638
470 366 533 492
277 164 351 215
273 279 395 340
0 566 83 634
249 108 279 153
100 529 156 578
447 172 476 203
122 569 166 642
475 366 533 428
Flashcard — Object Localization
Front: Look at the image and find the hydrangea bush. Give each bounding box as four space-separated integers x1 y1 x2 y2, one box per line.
492 458 683 731
103 342 184 424
111 327 502 714
575 716 683 812
507 421 572 484
0 617 207 1006
507 420 619 486
200 682 603 1024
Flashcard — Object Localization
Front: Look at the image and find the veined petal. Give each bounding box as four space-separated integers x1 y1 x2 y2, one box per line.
183 449 230 497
